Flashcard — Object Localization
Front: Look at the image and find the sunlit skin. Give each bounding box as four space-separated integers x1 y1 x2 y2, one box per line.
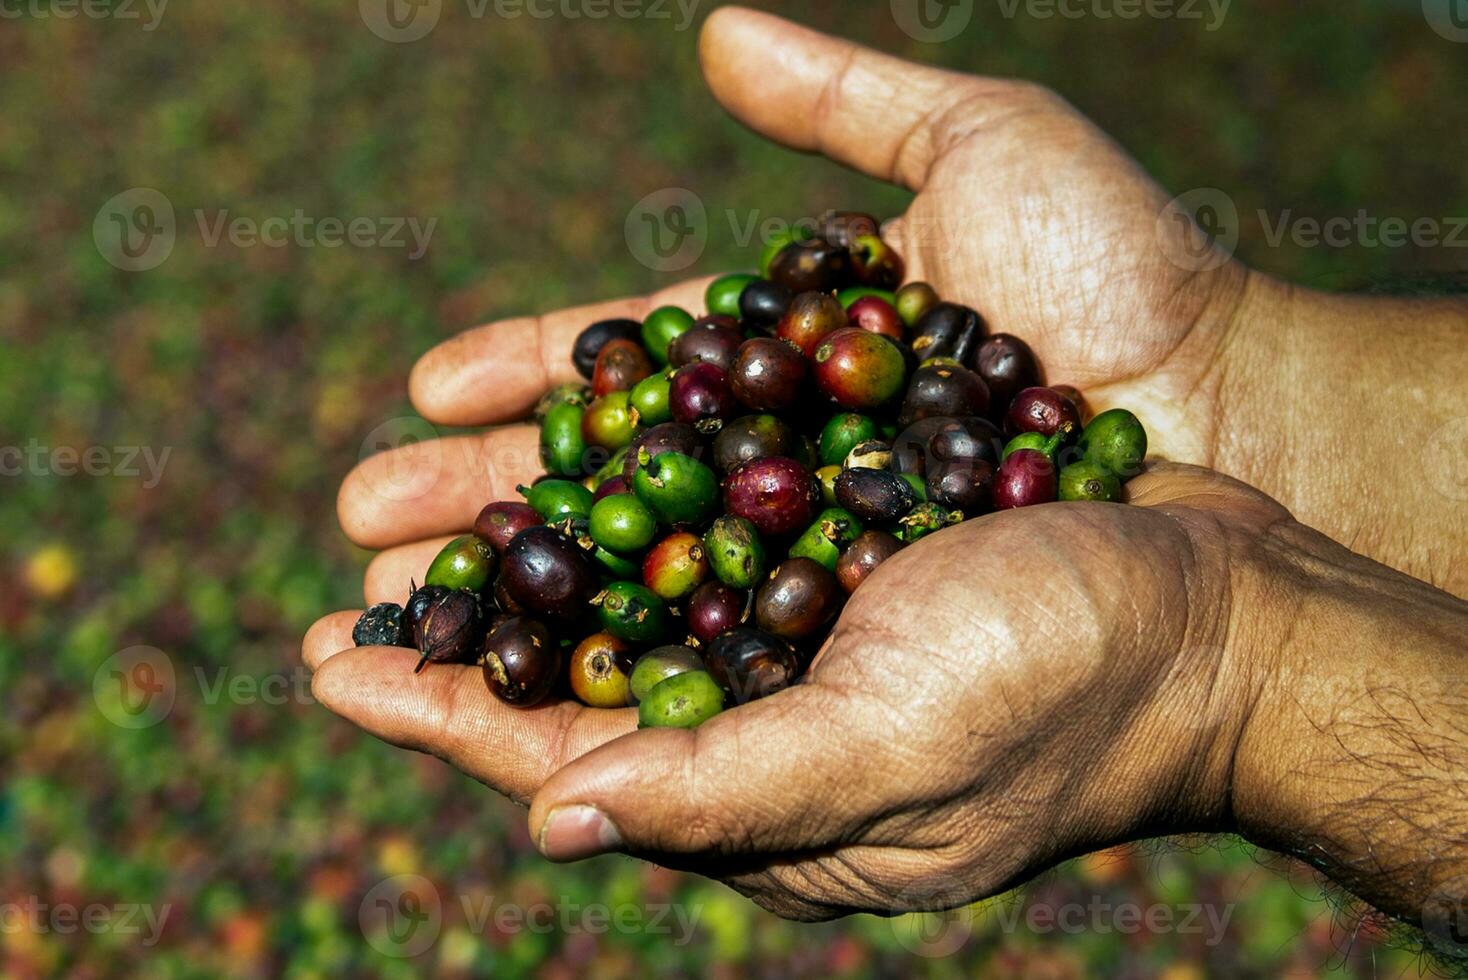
304 8 1468 928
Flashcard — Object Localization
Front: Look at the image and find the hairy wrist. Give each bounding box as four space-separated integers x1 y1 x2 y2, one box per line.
1228 521 1468 928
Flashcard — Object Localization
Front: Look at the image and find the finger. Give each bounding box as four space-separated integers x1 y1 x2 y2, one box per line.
338 426 539 549
311 648 638 804
528 683 882 862
364 536 458 605
302 609 362 671
410 278 715 427
700 7 1019 190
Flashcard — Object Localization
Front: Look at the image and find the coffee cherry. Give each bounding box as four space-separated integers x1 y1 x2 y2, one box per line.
846 295 904 340
788 507 864 571
588 492 657 553
638 670 725 728
1058 459 1123 502
642 532 709 601
622 422 703 484
1077 408 1147 479
754 557 843 641
819 210 880 248
850 234 905 290
501 526 601 620
631 450 720 527
1005 386 1081 439
520 479 594 522
703 626 801 703
533 382 590 424
473 501 542 554
669 361 737 433
894 281 940 328
573 319 642 379
703 515 767 589
738 279 793 327
728 337 808 412
628 371 673 428
592 338 653 397
833 467 917 522
898 363 990 428
897 502 962 542
818 413 879 467
777 291 847 356
911 302 984 364
812 328 907 409
768 238 855 294
686 581 747 643
481 616 559 707
594 580 669 643
713 414 800 473
568 631 633 708
668 315 744 370
835 530 904 593
415 588 485 670
993 448 1058 509
706 273 759 319
973 333 1039 413
354 602 408 647
723 456 821 536
425 534 497 593
629 645 704 703
581 391 636 451
641 306 695 365
539 401 588 477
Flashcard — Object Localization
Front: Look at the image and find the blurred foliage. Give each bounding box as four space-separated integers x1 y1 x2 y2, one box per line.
1 0 1465 976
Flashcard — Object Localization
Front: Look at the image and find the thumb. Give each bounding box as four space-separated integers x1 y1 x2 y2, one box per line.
527 682 880 862
699 7 1014 190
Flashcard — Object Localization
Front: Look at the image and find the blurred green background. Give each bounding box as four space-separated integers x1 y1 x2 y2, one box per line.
3 0 1466 975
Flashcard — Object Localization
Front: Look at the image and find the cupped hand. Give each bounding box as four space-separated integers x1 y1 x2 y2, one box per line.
303 7 1282 918
306 461 1292 920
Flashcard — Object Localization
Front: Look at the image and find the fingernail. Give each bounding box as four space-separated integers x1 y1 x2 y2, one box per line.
538 805 623 861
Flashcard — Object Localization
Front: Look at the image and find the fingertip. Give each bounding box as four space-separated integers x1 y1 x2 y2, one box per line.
364 537 456 605
302 610 365 672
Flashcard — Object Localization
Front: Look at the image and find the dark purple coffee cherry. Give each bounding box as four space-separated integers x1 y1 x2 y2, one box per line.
572 318 642 380
723 457 821 537
668 315 744 370
738 279 794 327
972 333 1040 414
754 557 843 642
729 337 808 412
669 362 737 433
1004 387 1081 440
622 422 704 483
480 616 560 707
833 467 918 522
993 448 1058 509
898 363 990 428
500 526 601 620
415 588 485 671
686 581 747 644
702 626 801 703
834 530 904 594
768 238 856 294
911 302 984 365
712 414 800 473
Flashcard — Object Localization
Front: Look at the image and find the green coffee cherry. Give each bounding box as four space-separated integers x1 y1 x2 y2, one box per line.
897 503 961 542
818 413 878 467
637 670 725 729
788 508 864 571
540 401 588 477
588 493 657 553
641 306 696 365
424 535 496 592
1058 460 1123 502
631 450 720 526
705 273 759 319
1078 408 1148 479
594 581 669 643
521 479 594 521
589 545 641 579
629 645 704 703
628 371 673 428
703 515 765 589
1002 429 1065 463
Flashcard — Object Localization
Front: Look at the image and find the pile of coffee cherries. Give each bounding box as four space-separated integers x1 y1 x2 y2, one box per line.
354 211 1148 729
